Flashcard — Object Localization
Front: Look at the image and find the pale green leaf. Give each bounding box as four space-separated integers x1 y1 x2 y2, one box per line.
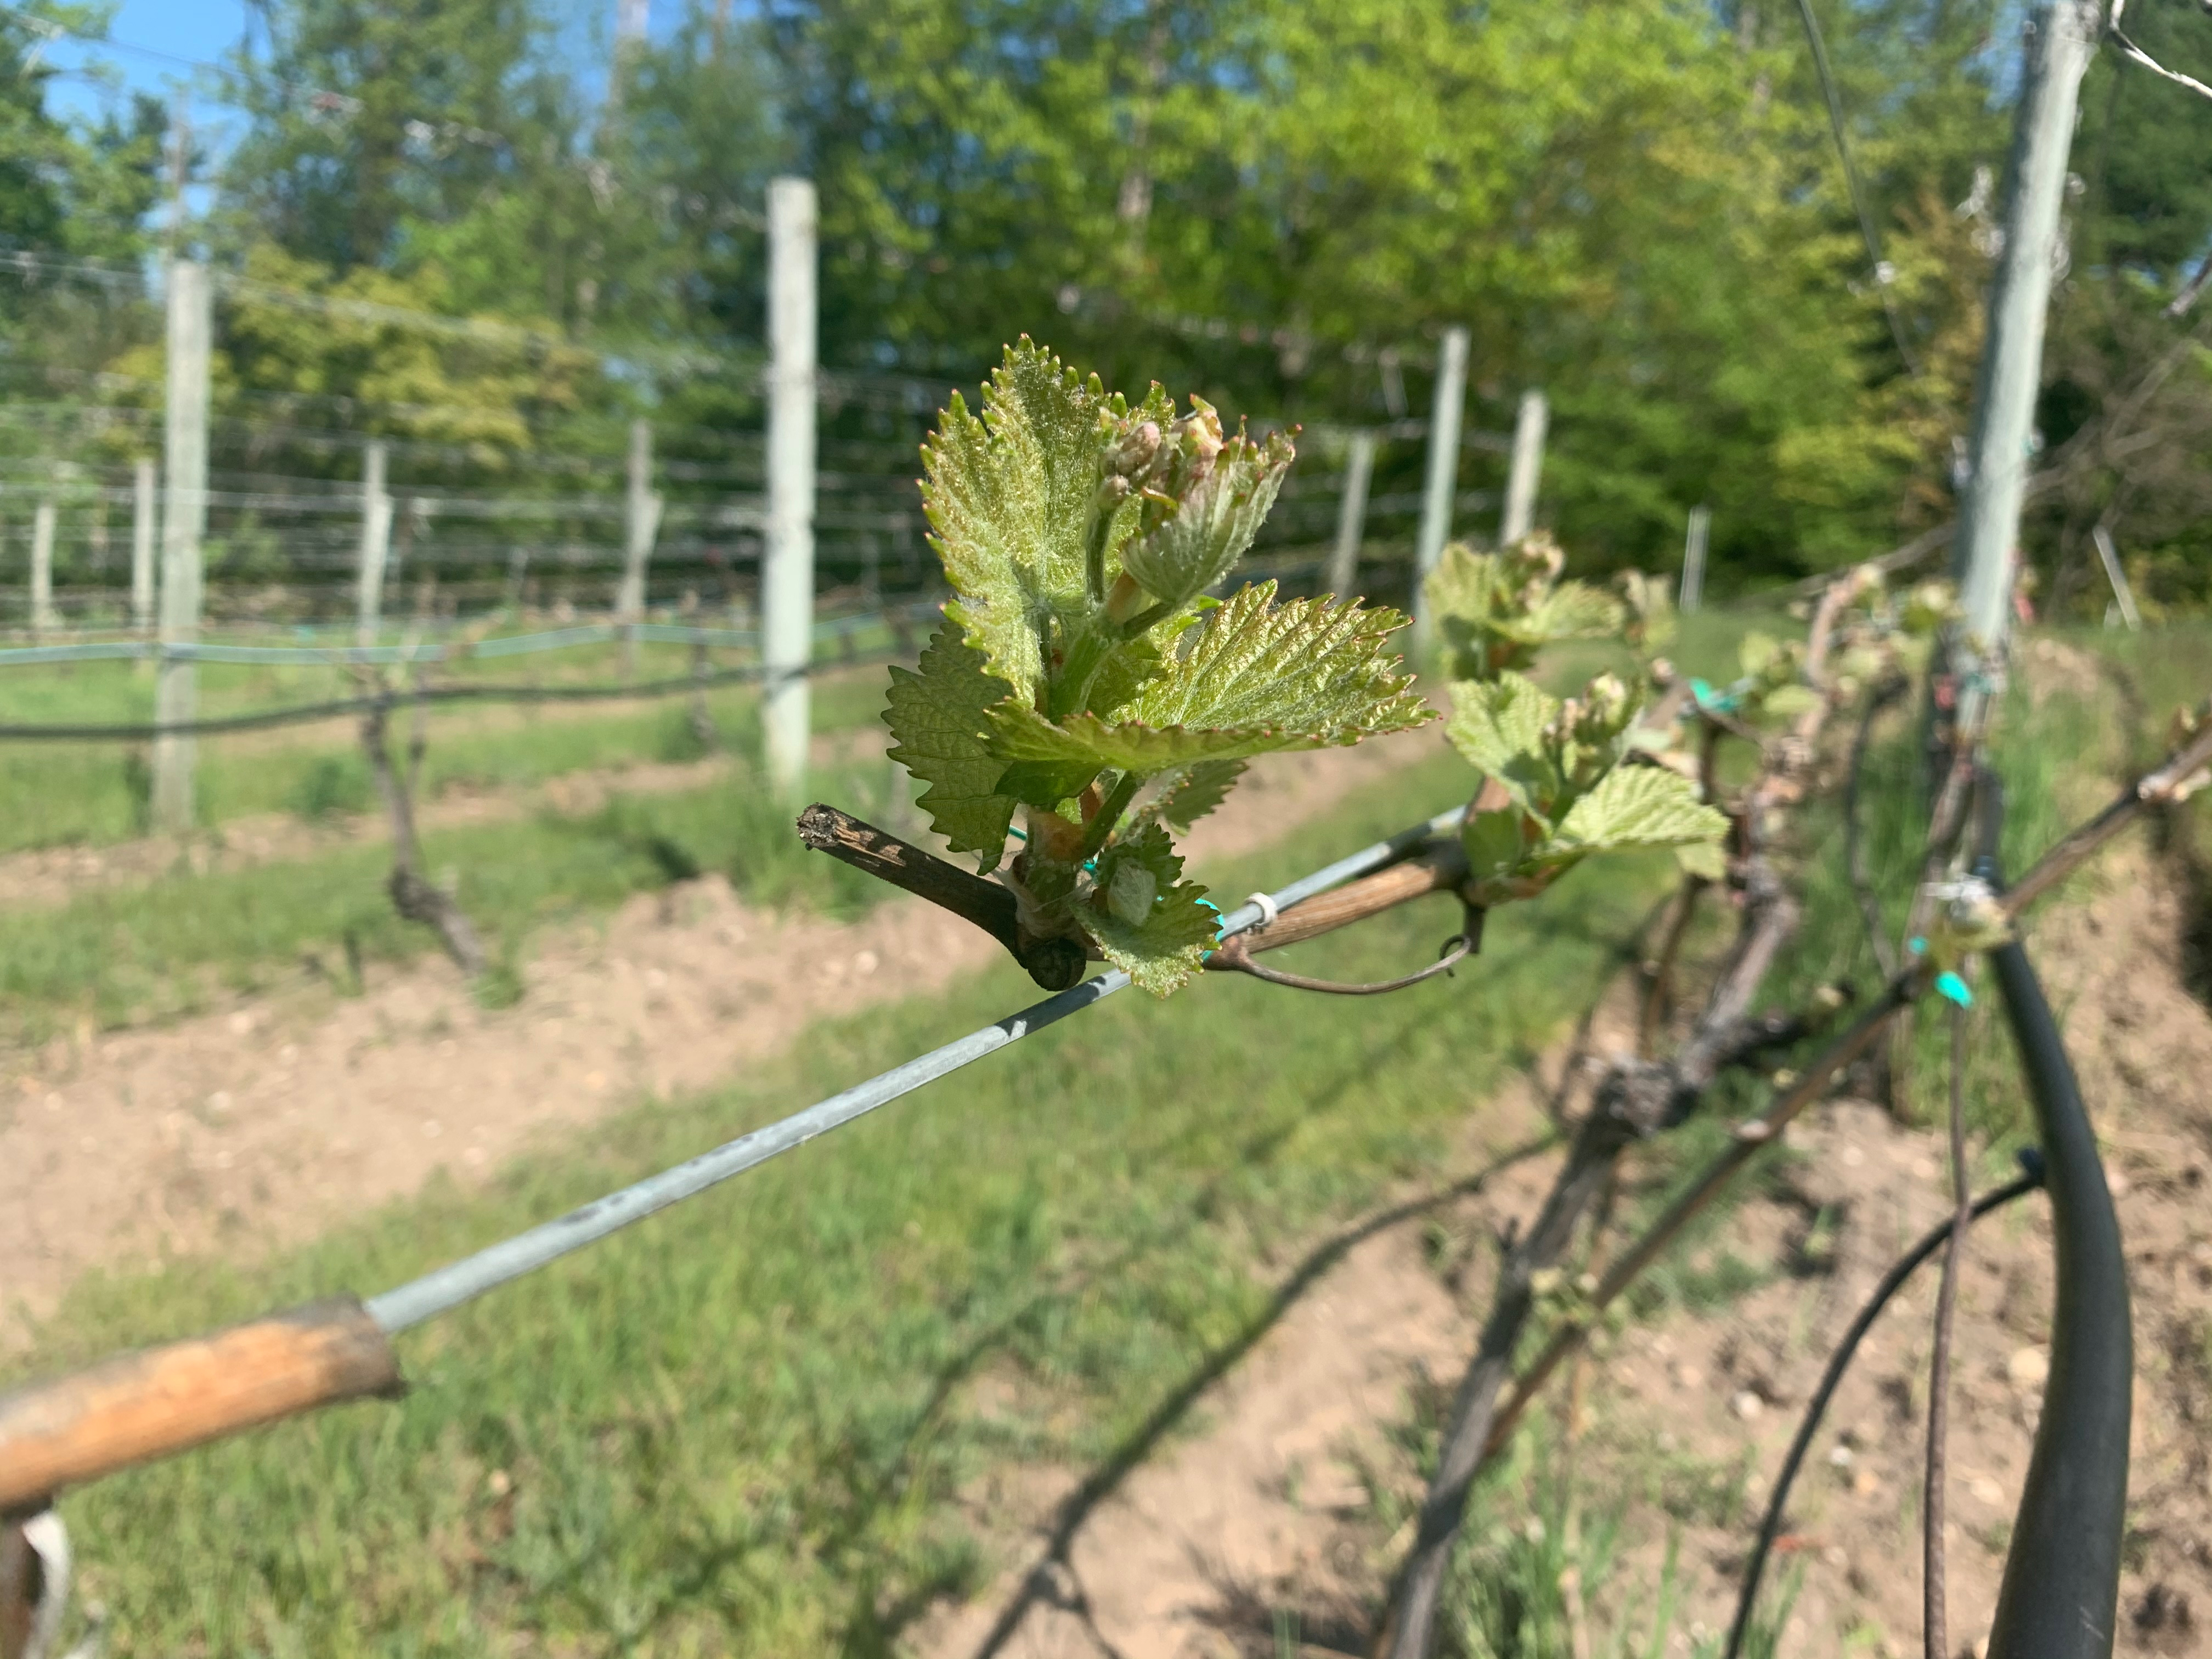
1674 838 1729 881
1123 582 1429 743
1527 581 1629 645
1554 764 1729 853
883 625 1020 869
1443 673 1560 818
989 701 1311 774
1118 428 1295 607
1463 805 1539 891
991 583 1428 777
1738 631 1781 677
1084 824 1218 996
1763 684 1821 719
994 757 1102 808
1138 758 1248 831
1074 630 1165 721
920 340 1118 697
1426 541 1622 680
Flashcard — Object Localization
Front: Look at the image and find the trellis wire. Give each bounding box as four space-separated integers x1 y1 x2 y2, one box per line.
363 800 1471 1334
0 600 935 669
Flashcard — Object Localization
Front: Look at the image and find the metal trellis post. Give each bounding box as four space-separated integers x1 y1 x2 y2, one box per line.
1411 325 1470 645
27 500 55 634
355 439 392 648
2091 525 2141 631
131 456 156 639
1950 0 2103 721
1680 504 1712 614
763 177 819 799
1328 430 1376 599
618 417 665 668
1498 388 1548 546
154 260 211 834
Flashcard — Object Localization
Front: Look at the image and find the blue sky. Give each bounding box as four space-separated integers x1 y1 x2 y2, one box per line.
44 0 251 127
43 0 624 150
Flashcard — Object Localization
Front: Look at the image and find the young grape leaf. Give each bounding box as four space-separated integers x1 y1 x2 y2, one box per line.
1675 838 1730 882
1449 670 1726 905
1443 673 1561 819
1085 822 1219 995
1118 417 1296 607
1554 764 1729 853
921 340 1131 698
1138 758 1248 831
990 584 1429 777
1123 583 1430 740
883 626 1021 867
1426 539 1623 683
994 758 1104 808
876 343 1436 996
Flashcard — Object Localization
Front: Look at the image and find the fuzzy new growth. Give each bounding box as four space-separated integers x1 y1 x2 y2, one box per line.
1425 540 1729 909
883 339 1430 994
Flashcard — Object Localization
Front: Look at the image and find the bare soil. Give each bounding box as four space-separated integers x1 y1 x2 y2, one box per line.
0 736 1427 1348
913 847 2212 1659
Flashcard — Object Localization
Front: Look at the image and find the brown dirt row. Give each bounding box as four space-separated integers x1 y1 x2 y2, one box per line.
912 845 2212 1659
0 736 1429 1350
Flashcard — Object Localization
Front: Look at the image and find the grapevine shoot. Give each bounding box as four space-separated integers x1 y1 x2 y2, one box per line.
883 340 1431 995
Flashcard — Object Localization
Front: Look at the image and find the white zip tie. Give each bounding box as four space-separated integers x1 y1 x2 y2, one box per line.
1246 890 1281 928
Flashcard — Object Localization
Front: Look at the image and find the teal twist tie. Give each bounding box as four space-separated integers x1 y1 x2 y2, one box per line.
1196 896 1223 960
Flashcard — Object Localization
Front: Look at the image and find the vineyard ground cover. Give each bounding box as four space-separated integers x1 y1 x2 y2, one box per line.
1397 830 2212 1659
1376 637 2212 1658
0 749 902 1047
0 647 894 856
0 736 1426 1334
2 747 1670 1657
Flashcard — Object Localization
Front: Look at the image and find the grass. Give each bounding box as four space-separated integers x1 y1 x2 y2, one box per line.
0 748 900 1045
12 748 1669 1659
1439 1423 1799 1659
9 616 2198 1655
0 642 896 855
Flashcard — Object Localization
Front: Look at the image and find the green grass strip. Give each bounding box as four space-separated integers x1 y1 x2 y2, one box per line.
17 748 1661 1658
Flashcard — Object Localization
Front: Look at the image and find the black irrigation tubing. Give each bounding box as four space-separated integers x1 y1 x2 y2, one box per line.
1978 833 2132 1659
0 662 804 742
1724 1153 2047 1659
363 801 1471 1333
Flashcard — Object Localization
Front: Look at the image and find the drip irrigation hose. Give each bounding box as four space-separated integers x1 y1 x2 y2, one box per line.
1724 1152 2046 1659
1975 778 2132 1659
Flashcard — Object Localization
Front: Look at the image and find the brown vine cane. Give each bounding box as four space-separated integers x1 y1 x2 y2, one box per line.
0 1299 403 1513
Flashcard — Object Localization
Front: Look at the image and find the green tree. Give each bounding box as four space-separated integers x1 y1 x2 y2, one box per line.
0 2 166 258
220 0 546 273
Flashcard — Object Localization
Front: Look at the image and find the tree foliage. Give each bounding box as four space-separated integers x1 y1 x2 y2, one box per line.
8 0 2208 603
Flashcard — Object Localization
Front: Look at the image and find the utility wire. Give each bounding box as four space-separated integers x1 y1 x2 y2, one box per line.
1790 0 1923 374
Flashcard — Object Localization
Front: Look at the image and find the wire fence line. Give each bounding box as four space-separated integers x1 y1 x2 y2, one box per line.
0 605 944 742
0 225 1535 645
0 598 938 669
